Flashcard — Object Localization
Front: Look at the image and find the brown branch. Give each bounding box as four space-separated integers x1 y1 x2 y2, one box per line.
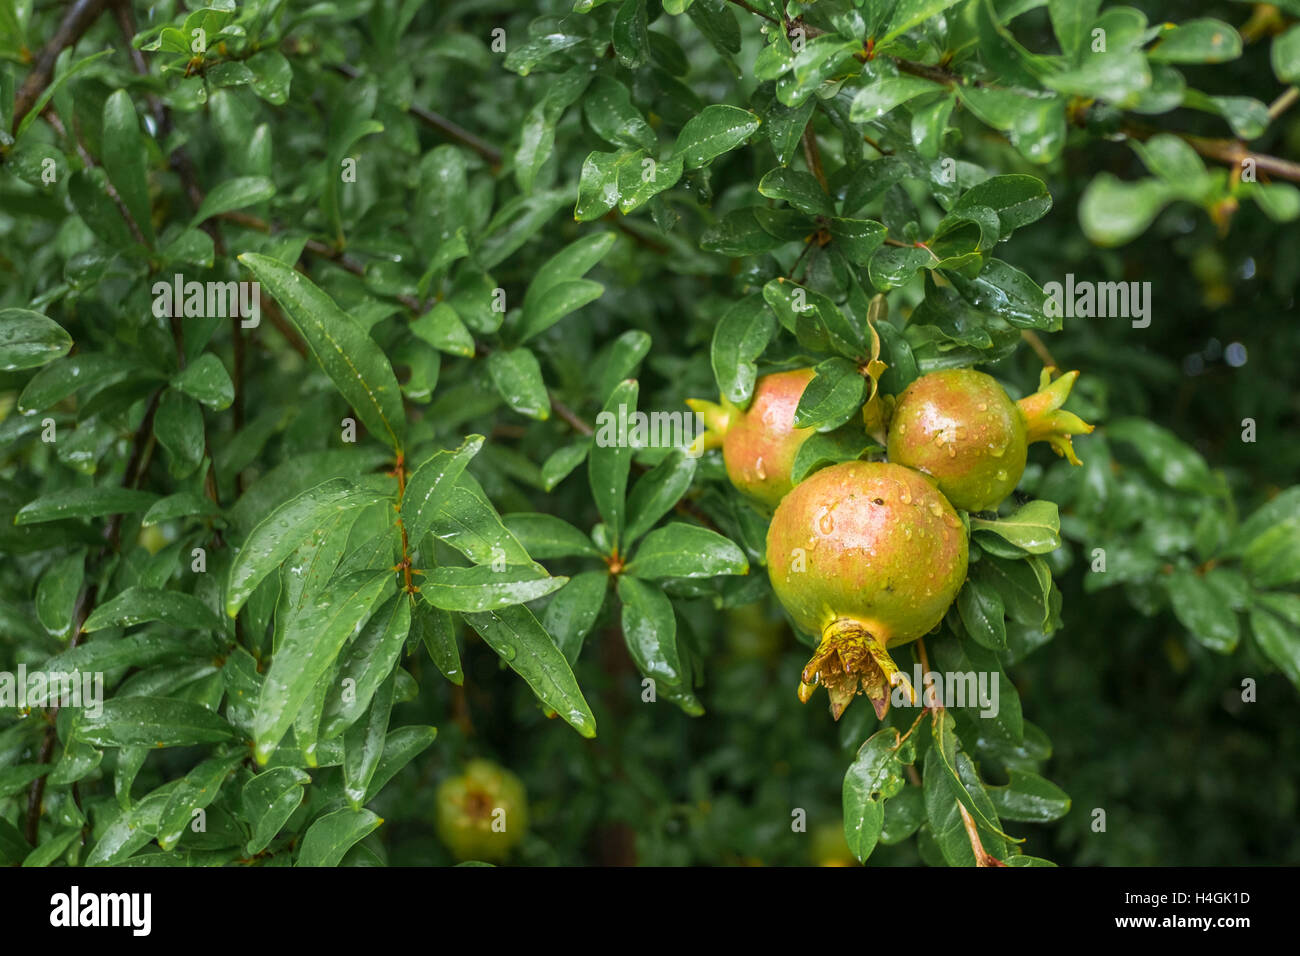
1269 86 1299 122
726 0 780 24
11 0 108 134
42 108 148 247
958 800 1008 867
1021 330 1057 370
329 63 502 166
25 386 162 844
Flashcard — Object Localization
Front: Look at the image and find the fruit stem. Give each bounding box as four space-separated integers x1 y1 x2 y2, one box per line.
1015 368 1095 466
684 397 732 455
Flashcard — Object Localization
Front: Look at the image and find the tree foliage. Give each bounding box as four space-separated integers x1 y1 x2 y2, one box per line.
1 0 1298 866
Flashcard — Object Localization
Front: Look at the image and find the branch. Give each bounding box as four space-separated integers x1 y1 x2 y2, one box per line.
11 0 108 134
25 386 162 845
329 63 503 166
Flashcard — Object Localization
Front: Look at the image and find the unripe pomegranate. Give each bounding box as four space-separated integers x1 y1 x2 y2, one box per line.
766 461 968 720
435 759 528 862
886 367 1094 513
687 368 816 508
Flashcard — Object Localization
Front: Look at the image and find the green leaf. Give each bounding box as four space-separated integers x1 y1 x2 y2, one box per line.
1274 24 1300 83
523 232 616 321
1107 418 1216 494
37 552 84 639
519 277 605 341
296 808 382 866
757 167 833 217
1164 568 1240 653
155 389 205 478
16 486 158 524
850 76 942 122
829 218 888 266
957 576 1009 651
76 698 239 748
710 294 775 406
543 571 608 664
881 0 964 44
790 421 880 484
542 440 591 491
0 309 73 372
101 90 155 246
172 353 235 409
242 767 310 854
584 76 656 150
672 105 760 169
617 575 698 711
320 592 411 738
987 770 1071 822
793 357 867 431
226 478 385 617
612 0 650 69
1149 19 1241 64
422 565 567 612
343 668 397 808
84 586 224 633
970 501 1061 554
502 513 600 559
624 450 697 545
191 176 276 226
402 435 485 545
626 523 748 579
248 49 293 103
411 303 475 357
843 728 906 863
253 570 390 763
364 725 439 802
1251 595 1300 690
462 605 598 737
1079 174 1175 246
415 600 463 685
487 348 551 420
238 253 407 451
157 752 244 850
954 174 1052 240
427 472 534 566
589 379 638 549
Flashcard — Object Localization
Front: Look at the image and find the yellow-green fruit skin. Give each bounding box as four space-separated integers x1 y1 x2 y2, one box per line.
723 368 817 507
765 461 968 646
886 369 1028 513
435 759 528 862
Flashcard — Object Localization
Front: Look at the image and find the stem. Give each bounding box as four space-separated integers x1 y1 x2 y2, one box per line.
11 0 108 134
330 63 502 166
802 126 829 192
958 800 1007 867
1021 330 1057 369
24 386 161 844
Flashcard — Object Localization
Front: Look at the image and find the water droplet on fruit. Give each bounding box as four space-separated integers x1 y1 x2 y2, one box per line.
995 470 1007 481
927 500 943 518
755 457 767 480
817 508 834 535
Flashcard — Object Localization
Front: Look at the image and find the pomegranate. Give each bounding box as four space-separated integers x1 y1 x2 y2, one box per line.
688 368 816 508
765 460 968 720
886 367 1094 512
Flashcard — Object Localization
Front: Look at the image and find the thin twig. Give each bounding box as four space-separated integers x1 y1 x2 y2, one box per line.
330 62 502 166
25 387 162 844
11 0 108 133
